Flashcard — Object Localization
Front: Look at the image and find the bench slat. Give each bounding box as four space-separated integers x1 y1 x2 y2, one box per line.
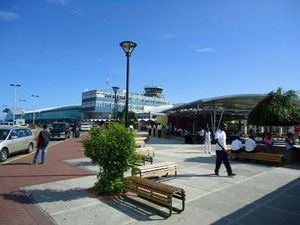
123 176 185 217
228 150 284 165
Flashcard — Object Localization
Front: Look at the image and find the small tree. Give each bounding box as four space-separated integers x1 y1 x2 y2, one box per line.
118 110 138 125
248 88 300 126
83 123 139 195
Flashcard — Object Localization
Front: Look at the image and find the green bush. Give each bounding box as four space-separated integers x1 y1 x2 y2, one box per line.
83 123 139 195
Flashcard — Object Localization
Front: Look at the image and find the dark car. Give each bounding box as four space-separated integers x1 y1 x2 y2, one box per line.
49 122 71 140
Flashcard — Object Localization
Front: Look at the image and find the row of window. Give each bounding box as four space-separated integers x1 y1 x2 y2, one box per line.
82 101 144 112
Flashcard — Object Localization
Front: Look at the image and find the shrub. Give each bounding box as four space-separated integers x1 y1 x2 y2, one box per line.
83 123 139 195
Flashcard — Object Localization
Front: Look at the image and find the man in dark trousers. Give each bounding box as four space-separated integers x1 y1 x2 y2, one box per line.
214 124 236 177
33 124 50 165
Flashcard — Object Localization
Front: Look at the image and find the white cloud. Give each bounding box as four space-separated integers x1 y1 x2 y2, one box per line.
0 11 19 21
155 33 176 40
190 44 215 53
195 47 215 53
47 0 68 6
71 8 94 20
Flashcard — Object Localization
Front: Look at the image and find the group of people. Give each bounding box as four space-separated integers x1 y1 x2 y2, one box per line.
231 130 297 153
231 135 256 152
147 123 163 138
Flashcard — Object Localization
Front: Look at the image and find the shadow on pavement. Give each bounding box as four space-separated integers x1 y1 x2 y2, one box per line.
147 136 185 145
98 194 166 221
1 162 33 166
211 177 300 225
0 174 94 178
184 156 216 164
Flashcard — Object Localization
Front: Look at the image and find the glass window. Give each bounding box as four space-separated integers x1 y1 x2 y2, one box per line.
0 129 9 140
9 130 18 138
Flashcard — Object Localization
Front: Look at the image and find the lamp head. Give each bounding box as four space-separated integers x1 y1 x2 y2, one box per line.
112 86 120 93
120 41 137 56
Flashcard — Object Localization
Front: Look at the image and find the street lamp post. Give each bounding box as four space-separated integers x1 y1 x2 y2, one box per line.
19 99 26 120
31 95 39 125
10 83 21 125
120 41 137 127
112 86 119 121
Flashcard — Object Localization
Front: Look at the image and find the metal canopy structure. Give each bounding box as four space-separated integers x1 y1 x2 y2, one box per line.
163 94 266 132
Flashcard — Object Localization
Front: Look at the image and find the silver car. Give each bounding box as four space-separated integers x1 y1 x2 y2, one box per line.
0 125 36 162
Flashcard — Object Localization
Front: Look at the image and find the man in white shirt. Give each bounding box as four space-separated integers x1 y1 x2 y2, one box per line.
244 135 256 152
214 125 235 177
231 137 244 152
157 123 163 138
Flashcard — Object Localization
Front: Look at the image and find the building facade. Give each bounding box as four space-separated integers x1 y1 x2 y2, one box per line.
4 86 171 123
81 86 170 120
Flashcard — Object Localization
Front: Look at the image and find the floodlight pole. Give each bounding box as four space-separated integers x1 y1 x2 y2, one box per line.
31 95 39 125
112 86 119 121
120 41 137 127
10 83 21 125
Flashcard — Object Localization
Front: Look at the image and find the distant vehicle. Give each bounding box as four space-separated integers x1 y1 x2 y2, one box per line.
0 125 36 162
80 122 92 131
0 122 13 126
49 122 71 140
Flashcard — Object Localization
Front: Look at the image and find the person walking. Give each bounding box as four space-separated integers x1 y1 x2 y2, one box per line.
152 123 156 136
157 123 163 138
33 124 50 165
204 127 212 154
147 124 152 136
214 124 236 177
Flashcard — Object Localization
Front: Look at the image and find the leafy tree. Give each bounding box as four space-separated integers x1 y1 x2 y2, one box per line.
248 88 300 126
118 110 138 125
83 123 139 195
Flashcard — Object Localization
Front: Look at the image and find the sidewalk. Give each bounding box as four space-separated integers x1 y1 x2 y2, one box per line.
1 136 300 225
0 135 95 225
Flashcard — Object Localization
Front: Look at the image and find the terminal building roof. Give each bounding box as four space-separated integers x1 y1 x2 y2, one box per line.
163 94 266 120
163 94 300 121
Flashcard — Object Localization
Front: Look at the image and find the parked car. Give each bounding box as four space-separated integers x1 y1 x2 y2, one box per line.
80 122 92 131
49 122 71 140
0 125 36 162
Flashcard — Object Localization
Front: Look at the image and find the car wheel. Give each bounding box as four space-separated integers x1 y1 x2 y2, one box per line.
0 148 8 162
26 143 34 154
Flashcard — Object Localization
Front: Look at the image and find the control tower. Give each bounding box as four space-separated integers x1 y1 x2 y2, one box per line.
144 86 164 98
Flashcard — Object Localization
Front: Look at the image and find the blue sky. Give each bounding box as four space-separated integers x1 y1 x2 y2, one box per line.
1 0 300 113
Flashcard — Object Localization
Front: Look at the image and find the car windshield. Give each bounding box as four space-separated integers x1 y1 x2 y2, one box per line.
52 123 66 129
0 129 10 140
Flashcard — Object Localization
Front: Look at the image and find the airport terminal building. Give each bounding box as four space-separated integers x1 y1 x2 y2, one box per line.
81 86 170 120
4 86 171 124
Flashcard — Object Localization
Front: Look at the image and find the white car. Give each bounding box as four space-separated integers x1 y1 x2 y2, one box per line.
80 122 92 131
0 125 36 162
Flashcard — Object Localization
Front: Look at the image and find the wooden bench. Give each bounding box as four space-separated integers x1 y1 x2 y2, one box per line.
135 140 146 148
135 136 148 143
123 176 185 217
136 147 155 164
228 150 284 166
132 162 177 178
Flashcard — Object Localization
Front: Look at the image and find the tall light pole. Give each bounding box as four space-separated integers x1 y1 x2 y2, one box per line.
112 86 119 121
19 99 26 120
10 83 21 124
120 41 137 127
31 95 39 125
